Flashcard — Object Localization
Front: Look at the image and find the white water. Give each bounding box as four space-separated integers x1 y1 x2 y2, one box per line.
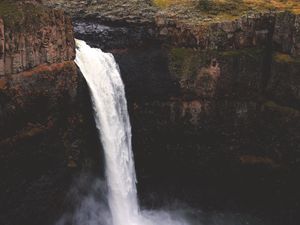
74 40 191 225
75 39 139 225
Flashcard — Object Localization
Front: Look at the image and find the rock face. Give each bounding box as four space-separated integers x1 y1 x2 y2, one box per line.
114 46 300 172
73 20 157 50
113 46 300 217
0 2 100 225
42 0 156 24
1 0 300 224
154 11 299 56
0 2 75 76
155 12 276 49
41 0 300 218
273 12 300 56
43 0 299 56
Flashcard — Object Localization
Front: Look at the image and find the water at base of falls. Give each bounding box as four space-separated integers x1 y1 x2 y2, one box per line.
74 39 190 225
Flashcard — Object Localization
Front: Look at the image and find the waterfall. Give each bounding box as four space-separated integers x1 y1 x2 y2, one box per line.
75 39 139 225
74 39 190 225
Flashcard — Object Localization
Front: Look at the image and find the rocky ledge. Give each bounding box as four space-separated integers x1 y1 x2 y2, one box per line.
43 0 300 56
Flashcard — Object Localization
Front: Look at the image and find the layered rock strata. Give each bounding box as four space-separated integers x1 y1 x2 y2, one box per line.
0 2 100 225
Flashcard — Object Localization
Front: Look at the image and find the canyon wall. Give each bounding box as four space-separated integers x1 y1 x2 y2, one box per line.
0 0 299 223
0 2 100 225
114 46 300 214
0 4 74 75
60 1 300 177
42 0 300 212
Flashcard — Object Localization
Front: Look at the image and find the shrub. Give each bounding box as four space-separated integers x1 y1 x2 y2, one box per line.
198 0 213 11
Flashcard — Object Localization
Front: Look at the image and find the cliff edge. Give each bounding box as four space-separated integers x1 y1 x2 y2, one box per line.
0 2 99 225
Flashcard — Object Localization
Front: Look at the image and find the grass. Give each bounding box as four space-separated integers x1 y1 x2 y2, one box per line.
221 48 264 59
153 0 300 15
0 1 23 29
264 100 300 116
239 155 279 168
168 47 265 79
0 1 51 32
153 0 190 8
273 52 300 64
168 47 198 78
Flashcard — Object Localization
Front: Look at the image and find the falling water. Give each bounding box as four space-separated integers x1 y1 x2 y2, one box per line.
75 39 191 225
75 39 139 225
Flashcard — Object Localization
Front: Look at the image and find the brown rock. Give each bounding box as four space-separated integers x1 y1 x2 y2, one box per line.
273 12 300 56
0 18 4 76
0 3 75 76
0 78 6 89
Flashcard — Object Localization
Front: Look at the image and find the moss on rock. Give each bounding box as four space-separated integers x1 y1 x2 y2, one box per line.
221 48 264 59
168 47 264 79
168 47 199 79
0 1 57 32
273 52 300 64
0 1 23 30
263 100 300 117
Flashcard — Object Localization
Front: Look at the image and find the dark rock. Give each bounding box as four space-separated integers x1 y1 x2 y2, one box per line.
0 3 100 225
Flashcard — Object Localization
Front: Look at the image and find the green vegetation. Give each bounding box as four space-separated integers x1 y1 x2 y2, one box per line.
264 101 300 117
273 52 300 64
168 47 201 79
198 0 212 11
168 47 265 78
153 0 190 8
170 48 195 63
153 0 300 23
221 48 264 60
197 0 245 15
0 1 51 32
0 1 23 29
153 0 171 8
196 0 300 17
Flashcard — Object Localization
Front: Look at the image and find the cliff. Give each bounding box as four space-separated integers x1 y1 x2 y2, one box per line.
43 0 300 56
0 1 75 75
0 2 100 225
46 0 300 213
1 1 300 224
0 1 77 155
